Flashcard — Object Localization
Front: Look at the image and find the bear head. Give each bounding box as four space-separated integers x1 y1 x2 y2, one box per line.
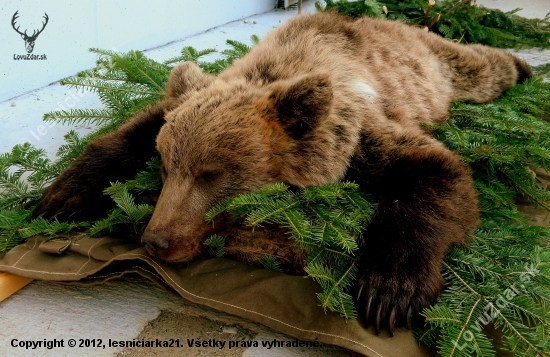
141 62 351 262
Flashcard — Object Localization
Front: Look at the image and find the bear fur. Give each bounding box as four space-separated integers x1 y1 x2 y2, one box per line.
34 13 532 334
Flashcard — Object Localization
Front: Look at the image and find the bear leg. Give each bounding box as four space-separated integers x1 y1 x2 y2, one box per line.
423 34 532 103
347 130 478 334
33 98 173 221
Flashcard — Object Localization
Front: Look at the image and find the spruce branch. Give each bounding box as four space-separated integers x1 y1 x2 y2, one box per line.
317 0 550 49
204 235 226 258
259 255 283 272
206 182 374 319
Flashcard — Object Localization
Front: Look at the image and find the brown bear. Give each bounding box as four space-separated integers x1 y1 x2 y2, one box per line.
34 12 532 335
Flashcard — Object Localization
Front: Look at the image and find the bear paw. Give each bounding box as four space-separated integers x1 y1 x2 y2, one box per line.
33 178 111 222
355 264 444 336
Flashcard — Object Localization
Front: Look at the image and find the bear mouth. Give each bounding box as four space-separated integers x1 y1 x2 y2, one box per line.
145 239 203 263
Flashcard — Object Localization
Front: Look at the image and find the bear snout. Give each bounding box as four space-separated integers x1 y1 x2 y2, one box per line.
141 227 205 263
141 231 171 257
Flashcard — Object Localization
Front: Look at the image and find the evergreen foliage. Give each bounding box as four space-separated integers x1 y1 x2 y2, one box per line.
316 0 550 49
163 36 260 74
206 182 374 319
0 135 91 253
89 185 154 238
44 48 169 128
203 235 226 258
259 255 284 273
0 12 549 355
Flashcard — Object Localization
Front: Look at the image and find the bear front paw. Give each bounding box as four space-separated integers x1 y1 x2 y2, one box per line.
355 263 444 336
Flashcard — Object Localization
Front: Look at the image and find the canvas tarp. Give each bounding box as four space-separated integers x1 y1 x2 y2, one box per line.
0 233 433 357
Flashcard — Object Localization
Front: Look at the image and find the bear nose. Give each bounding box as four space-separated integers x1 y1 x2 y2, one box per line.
141 232 171 257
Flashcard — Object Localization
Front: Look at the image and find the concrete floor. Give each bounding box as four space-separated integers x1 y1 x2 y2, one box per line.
1 0 550 356
0 277 358 357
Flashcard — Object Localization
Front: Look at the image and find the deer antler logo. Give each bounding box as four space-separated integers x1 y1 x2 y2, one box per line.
12 11 49 54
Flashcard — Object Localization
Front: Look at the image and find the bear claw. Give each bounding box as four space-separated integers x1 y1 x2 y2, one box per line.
374 303 383 335
365 295 373 322
356 284 364 303
50 210 64 221
356 266 442 336
67 210 82 221
406 306 413 330
36 210 49 219
389 306 397 336
361 288 415 336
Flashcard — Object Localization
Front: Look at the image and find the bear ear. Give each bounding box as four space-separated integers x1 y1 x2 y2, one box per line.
166 62 214 98
267 74 333 139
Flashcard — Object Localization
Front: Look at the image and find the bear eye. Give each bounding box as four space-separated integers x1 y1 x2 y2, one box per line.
196 170 220 184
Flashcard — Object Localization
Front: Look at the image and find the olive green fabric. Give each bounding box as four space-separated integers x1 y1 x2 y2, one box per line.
0 234 432 357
